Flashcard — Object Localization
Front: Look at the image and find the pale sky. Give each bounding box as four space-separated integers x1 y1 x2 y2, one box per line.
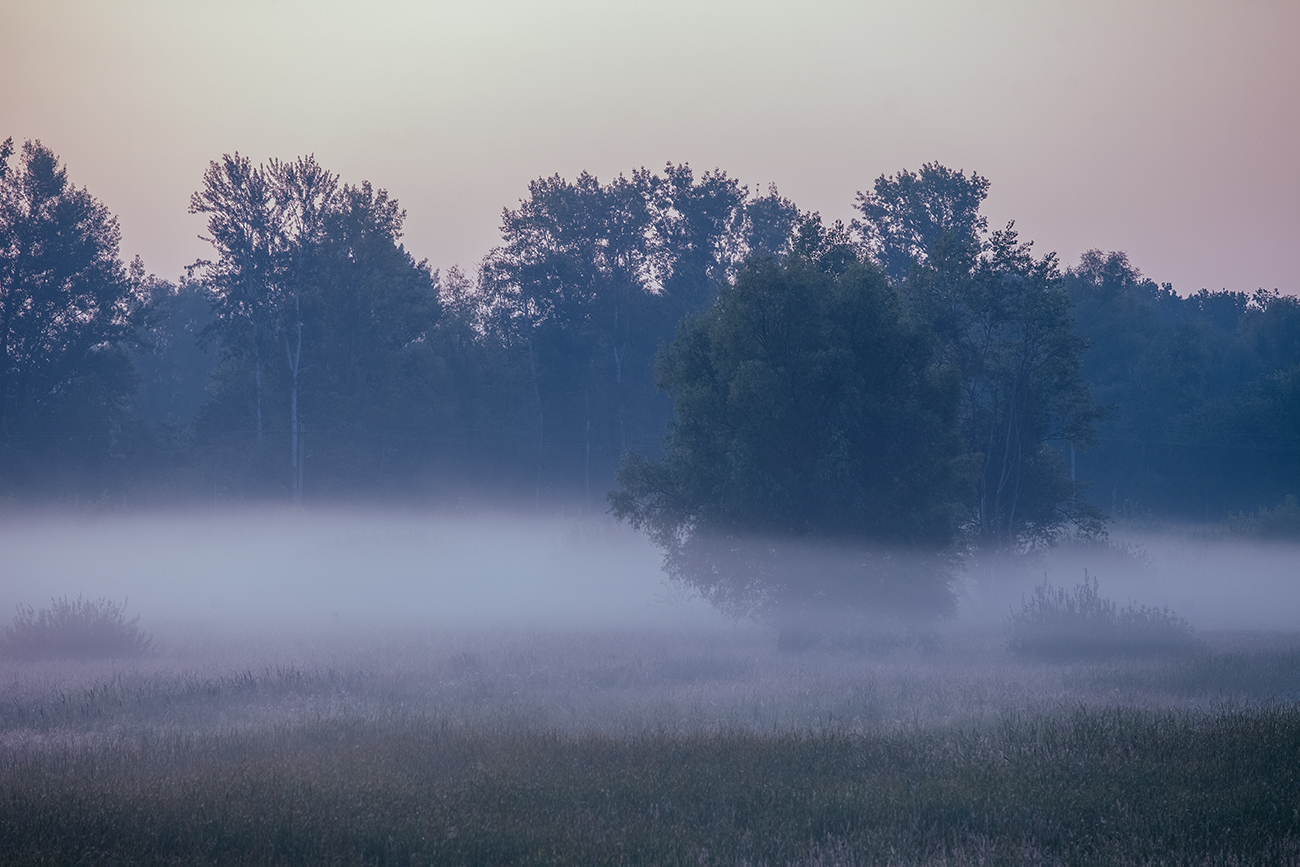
2 0 1297 295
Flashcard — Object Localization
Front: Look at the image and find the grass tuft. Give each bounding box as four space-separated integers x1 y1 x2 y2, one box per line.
1008 573 1199 660
1 595 153 660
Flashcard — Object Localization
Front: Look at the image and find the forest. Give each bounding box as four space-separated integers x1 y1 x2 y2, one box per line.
2 138 1297 533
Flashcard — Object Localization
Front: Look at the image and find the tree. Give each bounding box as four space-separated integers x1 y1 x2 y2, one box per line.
189 154 279 443
1067 252 1300 516
478 164 749 506
299 180 441 491
0 138 149 493
266 155 339 501
854 162 989 283
611 254 966 650
190 154 441 497
858 164 1101 553
957 226 1100 550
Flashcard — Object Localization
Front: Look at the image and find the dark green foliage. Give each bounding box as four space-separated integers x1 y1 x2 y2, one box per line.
1 596 152 660
612 255 966 639
189 154 453 497
3 707 1299 865
134 279 217 427
1008 574 1199 660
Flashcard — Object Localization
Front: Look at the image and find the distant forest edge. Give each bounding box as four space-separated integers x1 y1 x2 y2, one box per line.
1 138 1297 532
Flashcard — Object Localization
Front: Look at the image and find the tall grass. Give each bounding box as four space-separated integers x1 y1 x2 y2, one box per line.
3 706 1299 865
4 626 1299 864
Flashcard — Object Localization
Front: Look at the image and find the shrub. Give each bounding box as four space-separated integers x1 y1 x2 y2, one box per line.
1229 494 1300 541
0 596 152 660
1008 573 1197 660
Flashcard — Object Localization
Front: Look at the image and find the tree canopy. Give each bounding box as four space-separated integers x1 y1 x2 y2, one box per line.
0 138 149 492
859 167 1102 553
1 142 1293 534
610 254 966 648
189 153 441 496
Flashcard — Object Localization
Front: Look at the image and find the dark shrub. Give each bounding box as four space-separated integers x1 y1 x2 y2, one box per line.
1008 573 1198 660
1 596 153 660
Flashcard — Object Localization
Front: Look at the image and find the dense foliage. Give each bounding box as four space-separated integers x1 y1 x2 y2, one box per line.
611 252 966 643
1 137 1294 539
0 139 150 493
1067 250 1300 518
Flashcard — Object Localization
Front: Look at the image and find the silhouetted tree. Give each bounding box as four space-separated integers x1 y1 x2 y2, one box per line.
479 164 749 505
858 164 1101 552
854 162 989 283
611 255 965 649
191 154 440 497
1067 251 1300 516
0 138 149 493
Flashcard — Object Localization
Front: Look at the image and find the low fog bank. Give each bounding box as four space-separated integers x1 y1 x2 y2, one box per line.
2 508 1297 645
961 529 1300 633
0 507 727 641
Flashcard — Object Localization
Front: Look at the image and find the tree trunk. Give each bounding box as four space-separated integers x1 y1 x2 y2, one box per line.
528 336 544 510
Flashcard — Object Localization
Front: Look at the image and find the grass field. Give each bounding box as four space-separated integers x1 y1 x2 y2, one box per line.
4 624 1300 865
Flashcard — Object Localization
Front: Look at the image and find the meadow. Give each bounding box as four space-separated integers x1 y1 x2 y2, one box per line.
2 511 1299 865
4 623 1300 865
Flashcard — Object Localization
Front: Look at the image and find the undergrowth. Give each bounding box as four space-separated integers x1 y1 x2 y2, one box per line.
1008 573 1200 660
1230 494 1300 541
0 596 153 660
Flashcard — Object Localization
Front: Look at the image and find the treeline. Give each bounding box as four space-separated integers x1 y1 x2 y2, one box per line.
1 139 1296 528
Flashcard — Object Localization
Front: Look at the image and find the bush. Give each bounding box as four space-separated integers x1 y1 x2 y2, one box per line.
1008 573 1198 660
0 596 152 660
1229 495 1300 541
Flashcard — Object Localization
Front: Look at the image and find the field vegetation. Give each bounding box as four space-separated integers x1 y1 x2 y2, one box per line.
3 622 1299 865
0 595 153 661
1007 574 1201 660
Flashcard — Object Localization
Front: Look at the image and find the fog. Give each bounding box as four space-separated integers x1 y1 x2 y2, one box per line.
0 508 733 641
2 507 1297 643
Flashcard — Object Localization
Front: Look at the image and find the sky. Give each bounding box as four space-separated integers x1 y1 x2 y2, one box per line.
2 0 1297 296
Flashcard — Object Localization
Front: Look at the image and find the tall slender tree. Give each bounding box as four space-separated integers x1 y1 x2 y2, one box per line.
267 155 339 500
189 154 279 441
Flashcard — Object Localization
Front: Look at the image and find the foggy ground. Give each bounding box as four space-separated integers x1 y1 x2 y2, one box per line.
3 506 1297 635
2 507 1298 741
4 508 1300 863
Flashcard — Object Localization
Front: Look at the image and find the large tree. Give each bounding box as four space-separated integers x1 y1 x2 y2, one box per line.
854 162 989 283
477 164 749 505
611 253 965 650
188 153 279 443
859 165 1101 553
190 154 440 496
0 138 149 492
